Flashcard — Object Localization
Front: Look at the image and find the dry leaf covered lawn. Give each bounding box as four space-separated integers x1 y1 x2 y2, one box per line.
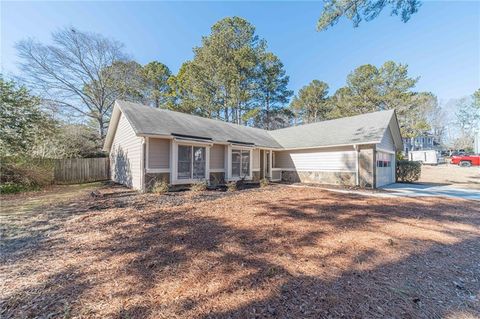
1 184 479 318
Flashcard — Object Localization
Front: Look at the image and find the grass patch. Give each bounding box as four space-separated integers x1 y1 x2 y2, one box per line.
0 182 39 194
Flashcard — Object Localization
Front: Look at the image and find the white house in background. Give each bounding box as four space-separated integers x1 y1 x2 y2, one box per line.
103 100 403 191
403 134 439 154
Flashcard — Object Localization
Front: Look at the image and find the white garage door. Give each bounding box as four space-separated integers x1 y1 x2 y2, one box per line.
376 152 395 187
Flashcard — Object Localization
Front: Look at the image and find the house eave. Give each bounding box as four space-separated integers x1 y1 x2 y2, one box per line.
279 141 379 151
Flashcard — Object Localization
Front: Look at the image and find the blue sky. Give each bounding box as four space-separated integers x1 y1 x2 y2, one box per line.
1 1 479 103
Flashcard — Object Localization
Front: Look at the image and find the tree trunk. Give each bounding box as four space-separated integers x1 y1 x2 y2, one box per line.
265 96 270 130
98 116 106 140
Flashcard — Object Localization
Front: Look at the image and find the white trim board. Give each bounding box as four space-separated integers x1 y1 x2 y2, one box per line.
146 168 170 173
174 138 213 147
272 168 357 173
377 148 396 154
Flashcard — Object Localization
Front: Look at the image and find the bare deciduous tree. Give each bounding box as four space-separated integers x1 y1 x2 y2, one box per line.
16 27 128 138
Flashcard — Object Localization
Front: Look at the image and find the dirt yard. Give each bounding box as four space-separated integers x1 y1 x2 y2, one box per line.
1 183 479 318
419 164 480 189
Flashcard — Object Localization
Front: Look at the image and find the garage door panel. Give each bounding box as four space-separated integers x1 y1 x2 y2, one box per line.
376 152 395 187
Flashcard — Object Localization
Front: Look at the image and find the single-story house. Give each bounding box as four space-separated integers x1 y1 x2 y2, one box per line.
103 100 403 191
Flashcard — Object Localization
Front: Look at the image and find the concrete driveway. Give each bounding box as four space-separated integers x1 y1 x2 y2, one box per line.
381 183 480 201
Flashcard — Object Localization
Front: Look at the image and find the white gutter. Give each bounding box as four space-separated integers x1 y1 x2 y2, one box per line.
280 141 379 151
141 137 146 192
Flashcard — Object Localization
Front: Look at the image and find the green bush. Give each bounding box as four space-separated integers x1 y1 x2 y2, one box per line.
396 160 421 183
191 180 208 192
0 183 28 194
151 179 169 194
0 157 54 192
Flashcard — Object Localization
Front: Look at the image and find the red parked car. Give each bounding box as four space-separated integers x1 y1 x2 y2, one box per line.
450 154 480 167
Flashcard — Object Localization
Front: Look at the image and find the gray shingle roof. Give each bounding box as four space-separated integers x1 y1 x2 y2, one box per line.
115 100 397 149
117 101 282 148
268 110 395 149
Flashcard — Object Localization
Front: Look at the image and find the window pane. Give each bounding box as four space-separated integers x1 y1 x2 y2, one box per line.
232 150 241 163
193 147 206 179
232 150 241 177
232 164 240 177
178 145 191 161
241 162 249 176
178 162 191 179
194 147 205 162
178 146 192 179
241 150 250 176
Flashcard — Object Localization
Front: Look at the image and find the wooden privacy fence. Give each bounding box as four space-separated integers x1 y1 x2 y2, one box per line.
54 158 110 184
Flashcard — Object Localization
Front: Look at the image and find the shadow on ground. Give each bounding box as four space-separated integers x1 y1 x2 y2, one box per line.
1 186 479 318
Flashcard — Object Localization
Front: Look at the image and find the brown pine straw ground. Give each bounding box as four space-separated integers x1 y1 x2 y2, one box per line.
1 183 479 318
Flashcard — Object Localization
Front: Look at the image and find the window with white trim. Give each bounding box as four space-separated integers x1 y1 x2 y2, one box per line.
231 149 250 178
178 145 206 179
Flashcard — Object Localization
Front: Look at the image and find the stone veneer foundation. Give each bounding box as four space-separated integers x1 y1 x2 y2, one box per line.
209 172 225 185
145 164 371 191
281 170 356 186
145 173 170 191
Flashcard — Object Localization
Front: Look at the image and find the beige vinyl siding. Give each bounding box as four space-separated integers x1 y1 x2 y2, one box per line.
148 138 170 169
378 127 395 152
110 113 143 190
210 144 225 170
253 148 260 170
275 146 356 172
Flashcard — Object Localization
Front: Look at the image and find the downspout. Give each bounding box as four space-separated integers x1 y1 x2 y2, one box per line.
354 144 360 187
141 137 146 192
372 145 377 189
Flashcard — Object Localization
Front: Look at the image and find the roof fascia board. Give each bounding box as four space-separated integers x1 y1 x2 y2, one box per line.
279 141 379 151
174 137 213 146
227 139 254 145
138 134 174 139
390 110 404 151
102 103 121 151
172 133 213 141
